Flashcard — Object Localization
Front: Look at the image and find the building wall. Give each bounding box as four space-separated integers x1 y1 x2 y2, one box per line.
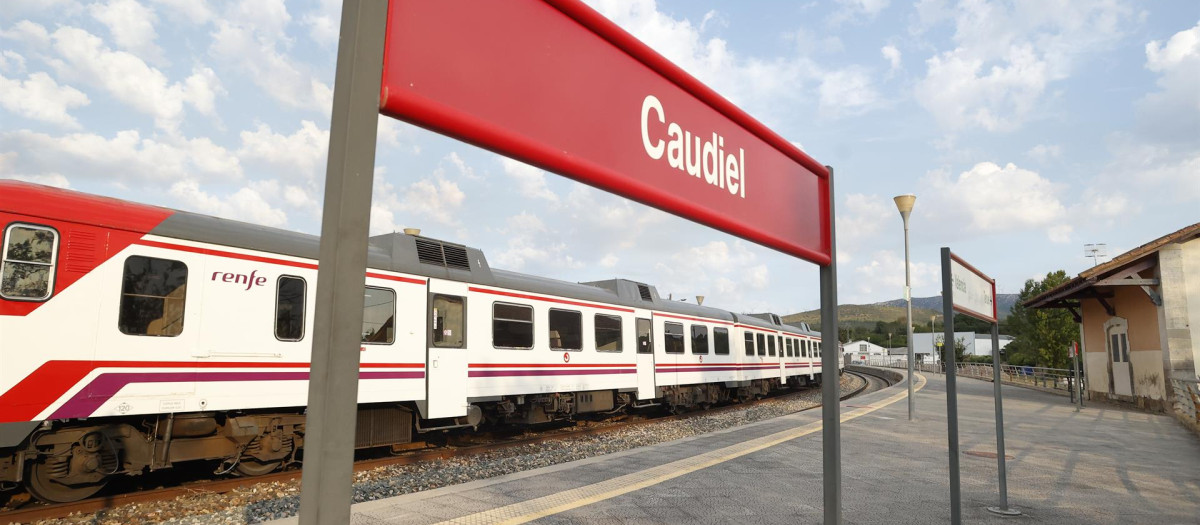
1081 280 1167 407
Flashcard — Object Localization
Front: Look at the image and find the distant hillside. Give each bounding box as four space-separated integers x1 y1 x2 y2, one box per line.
783 304 941 330
874 294 1019 319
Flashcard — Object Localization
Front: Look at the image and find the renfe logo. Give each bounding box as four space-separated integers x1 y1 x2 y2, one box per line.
641 95 745 199
212 270 267 291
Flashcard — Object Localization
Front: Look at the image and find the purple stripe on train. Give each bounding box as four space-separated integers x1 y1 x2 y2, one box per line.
48 370 424 419
468 369 635 378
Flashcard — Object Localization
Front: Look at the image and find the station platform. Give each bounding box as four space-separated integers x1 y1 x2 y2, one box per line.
275 370 1200 524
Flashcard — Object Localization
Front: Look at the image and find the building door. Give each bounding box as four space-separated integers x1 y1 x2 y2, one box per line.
425 280 468 418
635 318 656 400
1107 319 1132 397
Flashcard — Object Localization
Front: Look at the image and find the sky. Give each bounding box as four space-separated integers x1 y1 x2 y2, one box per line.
1 0 1197 316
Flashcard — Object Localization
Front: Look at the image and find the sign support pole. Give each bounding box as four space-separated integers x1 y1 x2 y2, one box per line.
1080 342 1089 412
819 167 841 525
986 323 1019 516
298 1 387 524
940 247 962 525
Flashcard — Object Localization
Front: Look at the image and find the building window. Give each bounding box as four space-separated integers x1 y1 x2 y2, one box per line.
549 308 582 350
637 318 652 354
691 325 709 354
119 256 188 336
1 224 58 301
714 328 730 355
493 302 533 348
744 332 755 356
431 294 464 347
595 314 622 352
363 287 396 344
664 322 684 354
756 333 766 356
275 276 306 341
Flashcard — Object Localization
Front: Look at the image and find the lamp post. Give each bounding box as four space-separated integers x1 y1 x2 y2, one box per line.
894 194 916 421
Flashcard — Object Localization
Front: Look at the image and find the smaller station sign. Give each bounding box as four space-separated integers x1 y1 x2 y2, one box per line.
949 253 997 323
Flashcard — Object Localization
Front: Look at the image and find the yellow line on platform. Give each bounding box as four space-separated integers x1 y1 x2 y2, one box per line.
435 373 926 525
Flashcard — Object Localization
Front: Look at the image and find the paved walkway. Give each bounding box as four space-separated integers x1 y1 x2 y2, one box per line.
273 370 1200 524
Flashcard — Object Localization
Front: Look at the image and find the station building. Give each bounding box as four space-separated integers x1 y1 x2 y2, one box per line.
1025 222 1200 432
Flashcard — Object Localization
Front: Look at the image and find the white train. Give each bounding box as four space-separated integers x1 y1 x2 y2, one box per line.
0 180 836 502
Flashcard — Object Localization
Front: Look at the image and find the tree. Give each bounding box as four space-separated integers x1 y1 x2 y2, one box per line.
935 335 967 364
1004 270 1077 368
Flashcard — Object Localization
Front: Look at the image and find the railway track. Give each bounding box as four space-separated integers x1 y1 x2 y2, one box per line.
1 371 890 524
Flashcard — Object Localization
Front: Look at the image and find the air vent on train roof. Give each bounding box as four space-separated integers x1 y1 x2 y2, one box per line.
637 284 653 301
415 238 472 271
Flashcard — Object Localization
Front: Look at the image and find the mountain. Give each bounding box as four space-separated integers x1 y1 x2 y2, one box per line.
782 304 941 329
874 294 1019 319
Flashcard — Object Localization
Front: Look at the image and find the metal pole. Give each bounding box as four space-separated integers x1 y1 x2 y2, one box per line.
298 1 387 523
820 166 841 525
902 212 915 420
1080 342 1089 412
1078 324 1087 408
940 247 961 525
987 323 1019 516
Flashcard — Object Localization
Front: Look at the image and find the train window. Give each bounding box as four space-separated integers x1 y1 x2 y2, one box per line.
791 339 798 357
713 327 729 355
431 294 465 347
755 333 765 356
691 325 709 354
664 322 684 354
118 256 188 337
1 224 58 301
806 340 812 358
767 334 776 356
595 314 622 352
363 287 396 344
636 318 652 354
493 302 533 348
549 309 582 350
786 338 793 357
777 336 783 356
275 276 306 341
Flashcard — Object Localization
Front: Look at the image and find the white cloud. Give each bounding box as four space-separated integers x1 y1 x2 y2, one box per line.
913 0 1136 132
830 0 890 26
45 25 223 131
0 129 243 184
850 249 938 302
370 155 469 234
4 173 72 188
209 0 333 112
301 0 341 47
599 253 619 268
499 157 558 202
881 44 901 71
0 71 89 128
1026 143 1062 162
491 211 584 272
920 161 1070 241
818 67 880 117
150 0 213 24
169 179 288 227
90 0 165 65
238 120 329 184
1138 21 1200 144
0 20 51 48
0 51 27 73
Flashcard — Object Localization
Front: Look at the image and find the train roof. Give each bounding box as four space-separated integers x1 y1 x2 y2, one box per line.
1 180 777 323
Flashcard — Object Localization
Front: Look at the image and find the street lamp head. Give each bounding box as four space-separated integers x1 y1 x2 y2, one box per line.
893 194 916 216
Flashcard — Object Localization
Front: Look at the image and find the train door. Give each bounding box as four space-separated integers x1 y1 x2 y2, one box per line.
425 279 469 418
635 317 655 399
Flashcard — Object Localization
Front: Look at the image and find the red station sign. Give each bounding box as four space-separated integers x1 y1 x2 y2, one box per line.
379 0 832 265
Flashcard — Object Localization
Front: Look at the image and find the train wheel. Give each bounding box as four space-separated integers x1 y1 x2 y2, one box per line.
25 462 107 503
234 459 282 477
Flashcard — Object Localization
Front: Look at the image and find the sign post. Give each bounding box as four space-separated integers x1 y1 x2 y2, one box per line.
941 248 1019 520
302 0 840 522
1072 342 1082 412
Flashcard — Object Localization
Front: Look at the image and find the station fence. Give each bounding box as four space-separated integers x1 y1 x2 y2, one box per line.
863 357 1087 400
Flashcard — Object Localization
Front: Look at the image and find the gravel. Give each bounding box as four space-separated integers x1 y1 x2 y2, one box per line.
34 374 866 525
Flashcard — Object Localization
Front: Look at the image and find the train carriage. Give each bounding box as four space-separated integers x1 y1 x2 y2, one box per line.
0 181 832 502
